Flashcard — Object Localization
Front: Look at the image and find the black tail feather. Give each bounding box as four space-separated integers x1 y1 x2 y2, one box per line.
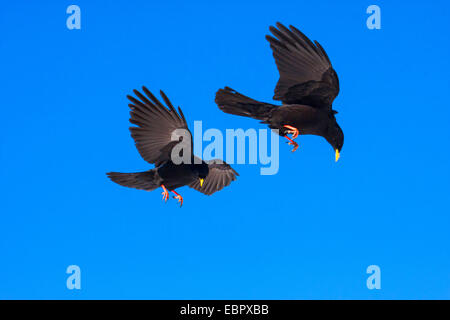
106 170 160 191
215 87 275 121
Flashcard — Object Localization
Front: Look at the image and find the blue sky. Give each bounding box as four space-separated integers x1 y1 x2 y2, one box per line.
1 0 449 299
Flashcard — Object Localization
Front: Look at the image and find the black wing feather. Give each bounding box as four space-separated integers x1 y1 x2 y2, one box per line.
189 159 239 196
267 22 340 109
127 86 191 166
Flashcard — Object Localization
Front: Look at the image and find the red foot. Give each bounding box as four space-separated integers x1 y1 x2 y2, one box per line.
285 136 299 152
171 190 183 207
283 125 300 152
283 125 299 139
161 184 169 202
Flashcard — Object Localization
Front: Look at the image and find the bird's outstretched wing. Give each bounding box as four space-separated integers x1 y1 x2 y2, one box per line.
189 159 239 196
266 22 340 109
127 87 192 167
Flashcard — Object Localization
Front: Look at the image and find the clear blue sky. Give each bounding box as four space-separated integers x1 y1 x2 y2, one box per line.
1 0 449 299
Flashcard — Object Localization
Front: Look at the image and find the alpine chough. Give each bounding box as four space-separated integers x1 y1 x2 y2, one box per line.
215 23 343 161
107 87 239 207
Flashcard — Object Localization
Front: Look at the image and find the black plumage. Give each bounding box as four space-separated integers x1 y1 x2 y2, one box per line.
215 23 343 161
107 87 238 206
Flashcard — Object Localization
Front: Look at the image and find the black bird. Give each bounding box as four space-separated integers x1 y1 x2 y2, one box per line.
107 87 238 206
215 23 343 161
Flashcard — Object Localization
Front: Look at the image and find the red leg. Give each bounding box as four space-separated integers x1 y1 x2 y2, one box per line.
161 184 169 202
171 190 183 207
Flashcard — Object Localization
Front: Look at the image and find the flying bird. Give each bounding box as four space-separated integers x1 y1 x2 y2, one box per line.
107 87 238 207
215 23 343 161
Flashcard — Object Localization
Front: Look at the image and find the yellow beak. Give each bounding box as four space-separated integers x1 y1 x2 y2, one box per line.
199 178 204 187
335 149 340 162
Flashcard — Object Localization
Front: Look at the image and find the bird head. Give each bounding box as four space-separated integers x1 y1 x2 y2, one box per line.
325 122 344 162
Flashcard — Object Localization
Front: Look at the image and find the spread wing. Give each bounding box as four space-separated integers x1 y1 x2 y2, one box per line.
189 159 239 196
127 87 192 167
266 22 340 109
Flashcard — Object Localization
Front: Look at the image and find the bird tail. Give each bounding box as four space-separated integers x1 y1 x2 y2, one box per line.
215 87 275 121
106 170 161 191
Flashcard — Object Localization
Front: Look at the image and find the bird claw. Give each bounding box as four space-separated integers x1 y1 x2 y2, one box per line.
283 125 300 152
173 195 183 207
283 125 299 139
161 185 169 202
288 140 299 152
